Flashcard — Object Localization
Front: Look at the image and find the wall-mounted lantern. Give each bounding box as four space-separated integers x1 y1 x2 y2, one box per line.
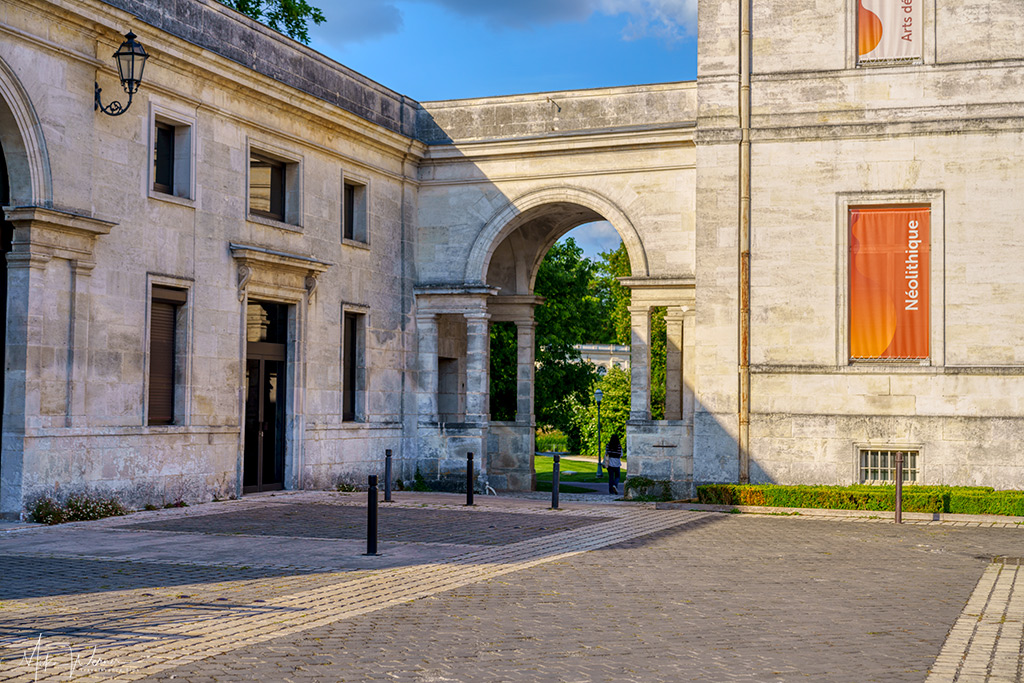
94 31 149 116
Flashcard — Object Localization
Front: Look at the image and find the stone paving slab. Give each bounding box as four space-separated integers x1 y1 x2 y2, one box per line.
5 493 1024 681
122 502 613 545
154 515 1024 683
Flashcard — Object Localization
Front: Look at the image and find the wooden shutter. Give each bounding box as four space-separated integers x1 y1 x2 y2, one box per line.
148 287 185 425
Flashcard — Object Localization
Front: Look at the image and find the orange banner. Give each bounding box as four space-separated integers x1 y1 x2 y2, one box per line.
850 207 930 359
858 0 921 64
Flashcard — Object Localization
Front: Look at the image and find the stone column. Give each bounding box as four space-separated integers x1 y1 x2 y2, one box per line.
415 313 439 423
514 319 536 424
664 307 685 421
1 250 50 517
683 306 696 424
464 311 491 424
629 305 651 421
67 259 94 427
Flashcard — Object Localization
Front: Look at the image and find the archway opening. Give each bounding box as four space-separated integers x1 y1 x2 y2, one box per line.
483 204 665 495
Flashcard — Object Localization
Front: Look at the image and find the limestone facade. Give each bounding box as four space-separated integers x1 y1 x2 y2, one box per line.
0 0 1021 516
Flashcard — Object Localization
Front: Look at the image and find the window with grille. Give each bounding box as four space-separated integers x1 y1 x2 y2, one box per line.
859 449 919 484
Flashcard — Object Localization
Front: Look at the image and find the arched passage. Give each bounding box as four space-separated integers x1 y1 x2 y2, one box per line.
0 56 52 208
0 55 46 517
477 190 658 494
466 186 649 287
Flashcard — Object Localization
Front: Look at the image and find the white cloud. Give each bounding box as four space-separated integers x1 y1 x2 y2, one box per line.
601 0 698 43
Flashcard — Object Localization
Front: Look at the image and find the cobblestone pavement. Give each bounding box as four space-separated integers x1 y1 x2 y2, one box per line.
3 493 1024 681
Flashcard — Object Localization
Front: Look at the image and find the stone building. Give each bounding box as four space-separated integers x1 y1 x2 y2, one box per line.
0 0 1021 517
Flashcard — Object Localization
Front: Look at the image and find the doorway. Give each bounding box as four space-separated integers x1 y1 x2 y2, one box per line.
244 302 288 493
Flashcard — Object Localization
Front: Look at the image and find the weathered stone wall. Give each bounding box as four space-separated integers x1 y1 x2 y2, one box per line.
0 0 420 515
695 0 1024 488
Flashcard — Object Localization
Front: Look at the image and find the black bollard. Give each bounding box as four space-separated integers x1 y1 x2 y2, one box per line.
384 449 393 503
364 475 379 555
551 453 561 510
895 451 904 525
466 452 474 506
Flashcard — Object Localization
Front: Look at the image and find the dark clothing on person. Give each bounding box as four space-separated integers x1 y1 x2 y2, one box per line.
605 434 622 494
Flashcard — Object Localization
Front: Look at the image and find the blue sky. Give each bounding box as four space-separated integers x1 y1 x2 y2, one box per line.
307 0 698 261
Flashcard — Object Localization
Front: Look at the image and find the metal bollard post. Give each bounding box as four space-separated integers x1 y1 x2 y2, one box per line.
895 451 904 525
466 452 475 506
551 453 561 510
364 475 379 555
384 449 393 503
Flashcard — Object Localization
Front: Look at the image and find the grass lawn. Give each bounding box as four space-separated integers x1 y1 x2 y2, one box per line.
534 455 626 483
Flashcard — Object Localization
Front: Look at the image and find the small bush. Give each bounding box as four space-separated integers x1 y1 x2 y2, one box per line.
624 476 673 502
536 429 568 453
28 494 128 525
411 468 432 492
335 481 359 493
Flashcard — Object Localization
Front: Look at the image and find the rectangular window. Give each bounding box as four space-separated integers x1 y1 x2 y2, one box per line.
250 153 286 222
153 122 175 194
849 206 930 360
342 312 363 421
857 0 922 66
148 286 187 426
859 449 919 484
342 178 368 243
151 117 192 198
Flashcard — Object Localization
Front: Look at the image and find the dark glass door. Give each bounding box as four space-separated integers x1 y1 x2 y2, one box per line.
243 303 287 493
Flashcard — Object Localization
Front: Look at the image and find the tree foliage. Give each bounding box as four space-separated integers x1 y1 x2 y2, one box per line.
218 0 325 44
592 240 633 344
489 235 669 451
574 366 631 457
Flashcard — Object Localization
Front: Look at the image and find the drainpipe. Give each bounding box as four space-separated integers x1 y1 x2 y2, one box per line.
738 0 752 484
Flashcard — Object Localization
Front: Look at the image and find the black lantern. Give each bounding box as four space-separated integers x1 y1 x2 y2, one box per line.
95 31 149 116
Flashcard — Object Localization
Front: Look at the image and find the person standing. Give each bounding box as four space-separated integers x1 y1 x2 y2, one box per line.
606 433 622 494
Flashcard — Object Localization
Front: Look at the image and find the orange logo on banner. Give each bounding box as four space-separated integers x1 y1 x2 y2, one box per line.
858 1 883 56
850 208 930 359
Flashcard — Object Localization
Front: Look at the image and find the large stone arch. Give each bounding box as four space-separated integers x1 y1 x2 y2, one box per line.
0 55 51 207
465 185 649 288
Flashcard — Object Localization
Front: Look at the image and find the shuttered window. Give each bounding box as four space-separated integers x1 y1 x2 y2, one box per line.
148 286 186 426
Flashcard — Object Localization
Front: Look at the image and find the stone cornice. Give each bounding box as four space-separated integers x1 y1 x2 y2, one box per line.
3 205 117 261
421 124 696 166
230 243 332 302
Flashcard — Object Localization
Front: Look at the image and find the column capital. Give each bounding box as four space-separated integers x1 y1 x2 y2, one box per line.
627 304 652 316
464 311 491 322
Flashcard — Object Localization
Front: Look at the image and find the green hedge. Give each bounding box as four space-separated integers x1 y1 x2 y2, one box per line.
697 484 1024 517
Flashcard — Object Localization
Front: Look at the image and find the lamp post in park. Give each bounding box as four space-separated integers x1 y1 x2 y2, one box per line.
595 388 604 478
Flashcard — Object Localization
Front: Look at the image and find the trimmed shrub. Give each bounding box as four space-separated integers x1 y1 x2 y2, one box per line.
948 492 1024 517
697 484 944 513
697 484 1024 517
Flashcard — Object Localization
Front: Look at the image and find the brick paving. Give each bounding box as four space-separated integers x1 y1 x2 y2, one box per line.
3 493 1024 681
123 503 613 545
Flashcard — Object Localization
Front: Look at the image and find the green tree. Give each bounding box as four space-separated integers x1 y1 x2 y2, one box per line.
593 241 632 344
576 366 631 457
489 321 518 421
533 238 604 450
218 0 325 44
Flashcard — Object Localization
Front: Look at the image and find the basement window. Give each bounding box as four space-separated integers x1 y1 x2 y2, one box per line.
859 449 919 484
